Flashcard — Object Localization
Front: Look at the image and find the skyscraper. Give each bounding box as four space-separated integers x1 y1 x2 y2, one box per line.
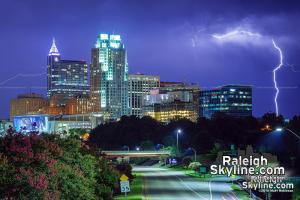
199 85 252 118
90 34 129 120
47 39 89 105
129 74 160 117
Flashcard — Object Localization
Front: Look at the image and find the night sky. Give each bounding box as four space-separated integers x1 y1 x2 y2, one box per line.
0 0 299 119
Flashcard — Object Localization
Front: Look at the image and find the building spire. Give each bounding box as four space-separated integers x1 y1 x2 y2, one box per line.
48 38 60 56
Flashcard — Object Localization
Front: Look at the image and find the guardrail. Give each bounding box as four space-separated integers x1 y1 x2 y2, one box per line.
101 150 171 157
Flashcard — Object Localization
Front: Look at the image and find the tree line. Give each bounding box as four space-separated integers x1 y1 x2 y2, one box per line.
89 112 300 173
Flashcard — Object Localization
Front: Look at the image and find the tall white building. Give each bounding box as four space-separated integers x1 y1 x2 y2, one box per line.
129 74 160 117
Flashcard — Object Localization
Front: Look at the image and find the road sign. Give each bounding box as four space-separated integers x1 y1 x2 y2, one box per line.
120 180 130 193
199 166 207 174
120 174 129 181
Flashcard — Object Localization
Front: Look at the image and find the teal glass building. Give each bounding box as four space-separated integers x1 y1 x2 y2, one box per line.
90 34 129 120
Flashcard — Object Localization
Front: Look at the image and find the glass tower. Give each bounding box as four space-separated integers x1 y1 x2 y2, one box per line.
47 39 89 105
91 34 129 120
199 85 252 118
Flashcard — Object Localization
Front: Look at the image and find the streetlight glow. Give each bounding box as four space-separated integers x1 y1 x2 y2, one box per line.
176 128 182 152
275 128 283 132
274 127 300 140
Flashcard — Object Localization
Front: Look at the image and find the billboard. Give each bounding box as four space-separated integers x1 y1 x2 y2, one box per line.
13 115 49 133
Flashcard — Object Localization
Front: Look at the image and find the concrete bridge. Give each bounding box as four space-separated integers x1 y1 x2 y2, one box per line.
101 150 172 158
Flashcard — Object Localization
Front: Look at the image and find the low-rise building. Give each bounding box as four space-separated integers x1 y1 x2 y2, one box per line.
142 82 200 123
12 113 110 134
10 93 49 121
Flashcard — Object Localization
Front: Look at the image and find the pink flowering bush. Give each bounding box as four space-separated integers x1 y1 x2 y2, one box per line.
0 133 118 200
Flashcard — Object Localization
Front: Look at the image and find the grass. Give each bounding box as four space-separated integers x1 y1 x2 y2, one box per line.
115 172 143 200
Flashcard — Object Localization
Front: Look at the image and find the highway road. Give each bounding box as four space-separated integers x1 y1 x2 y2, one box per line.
133 166 242 200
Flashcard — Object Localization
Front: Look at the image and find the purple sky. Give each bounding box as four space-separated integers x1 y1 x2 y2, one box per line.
0 0 299 119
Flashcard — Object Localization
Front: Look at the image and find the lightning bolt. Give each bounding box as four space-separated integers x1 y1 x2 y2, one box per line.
0 73 45 86
272 40 283 116
212 29 262 39
212 29 284 116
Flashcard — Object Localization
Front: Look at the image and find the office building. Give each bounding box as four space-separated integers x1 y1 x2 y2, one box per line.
47 39 89 105
199 85 252 118
10 93 49 121
42 95 92 115
142 82 199 123
65 95 92 115
160 82 200 116
90 34 129 120
129 74 160 117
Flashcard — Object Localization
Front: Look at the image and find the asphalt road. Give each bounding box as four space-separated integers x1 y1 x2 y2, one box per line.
133 166 241 200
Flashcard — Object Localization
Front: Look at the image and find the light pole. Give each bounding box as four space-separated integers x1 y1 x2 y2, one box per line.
275 128 300 140
176 129 182 152
275 127 300 154
189 147 197 162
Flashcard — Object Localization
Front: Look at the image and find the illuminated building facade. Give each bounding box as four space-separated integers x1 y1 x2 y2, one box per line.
12 113 109 134
42 95 92 115
199 85 252 118
129 74 160 117
10 93 49 121
47 39 89 105
65 95 92 115
0 120 13 137
142 83 199 123
91 34 129 120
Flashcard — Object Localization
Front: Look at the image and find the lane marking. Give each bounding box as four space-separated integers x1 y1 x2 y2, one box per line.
142 174 150 200
174 173 208 200
225 192 238 200
230 191 240 200
222 195 228 200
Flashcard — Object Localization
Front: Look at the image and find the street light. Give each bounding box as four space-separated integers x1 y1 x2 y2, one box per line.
176 129 182 152
189 147 197 162
275 127 300 140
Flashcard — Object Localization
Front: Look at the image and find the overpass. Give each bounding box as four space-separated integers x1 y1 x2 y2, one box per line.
101 150 172 158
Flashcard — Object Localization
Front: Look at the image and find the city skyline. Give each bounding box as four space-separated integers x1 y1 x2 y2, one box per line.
0 0 300 118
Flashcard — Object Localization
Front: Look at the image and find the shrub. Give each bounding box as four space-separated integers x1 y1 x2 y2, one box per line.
188 162 201 171
0 133 118 200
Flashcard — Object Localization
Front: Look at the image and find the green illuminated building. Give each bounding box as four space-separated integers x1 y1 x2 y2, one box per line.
90 34 129 120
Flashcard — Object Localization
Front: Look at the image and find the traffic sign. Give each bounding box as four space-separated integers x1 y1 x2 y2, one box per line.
120 180 130 193
120 174 129 181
